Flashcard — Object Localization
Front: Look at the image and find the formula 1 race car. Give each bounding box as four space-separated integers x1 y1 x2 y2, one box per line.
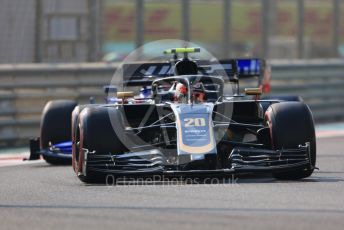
29 46 301 166
29 86 122 164
70 48 316 183
29 74 160 164
30 49 271 165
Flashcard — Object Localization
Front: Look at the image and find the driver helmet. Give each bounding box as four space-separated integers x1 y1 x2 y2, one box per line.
175 82 188 102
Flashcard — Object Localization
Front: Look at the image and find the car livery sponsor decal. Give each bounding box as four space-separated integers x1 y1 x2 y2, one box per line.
171 104 216 155
122 60 236 80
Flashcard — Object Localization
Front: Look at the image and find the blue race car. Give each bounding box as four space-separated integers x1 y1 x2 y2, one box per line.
29 81 153 164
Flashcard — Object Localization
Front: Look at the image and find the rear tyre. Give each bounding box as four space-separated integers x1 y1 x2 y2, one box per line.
40 100 77 164
265 102 316 180
74 106 126 183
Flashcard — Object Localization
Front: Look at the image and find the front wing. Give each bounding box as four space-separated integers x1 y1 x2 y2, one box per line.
84 143 313 178
29 139 72 161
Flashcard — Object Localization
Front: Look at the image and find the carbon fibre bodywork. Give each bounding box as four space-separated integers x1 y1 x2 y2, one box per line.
76 93 314 179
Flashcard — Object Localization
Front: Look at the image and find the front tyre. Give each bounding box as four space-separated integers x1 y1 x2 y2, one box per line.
265 102 316 180
73 106 126 183
71 104 98 173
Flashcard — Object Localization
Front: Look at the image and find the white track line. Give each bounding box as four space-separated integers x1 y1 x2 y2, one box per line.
0 159 44 167
0 152 44 167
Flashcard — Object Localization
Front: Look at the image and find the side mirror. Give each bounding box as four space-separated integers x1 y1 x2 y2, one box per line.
117 91 134 99
245 88 262 96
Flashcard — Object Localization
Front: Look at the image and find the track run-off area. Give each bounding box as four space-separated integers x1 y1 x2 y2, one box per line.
0 123 344 230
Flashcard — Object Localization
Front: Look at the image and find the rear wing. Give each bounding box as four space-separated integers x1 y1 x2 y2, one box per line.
122 59 265 86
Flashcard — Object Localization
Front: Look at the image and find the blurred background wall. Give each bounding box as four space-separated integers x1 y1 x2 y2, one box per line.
0 0 36 63
0 0 343 64
0 0 344 146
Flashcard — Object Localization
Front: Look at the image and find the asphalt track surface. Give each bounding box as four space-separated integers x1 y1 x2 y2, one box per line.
0 136 344 230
